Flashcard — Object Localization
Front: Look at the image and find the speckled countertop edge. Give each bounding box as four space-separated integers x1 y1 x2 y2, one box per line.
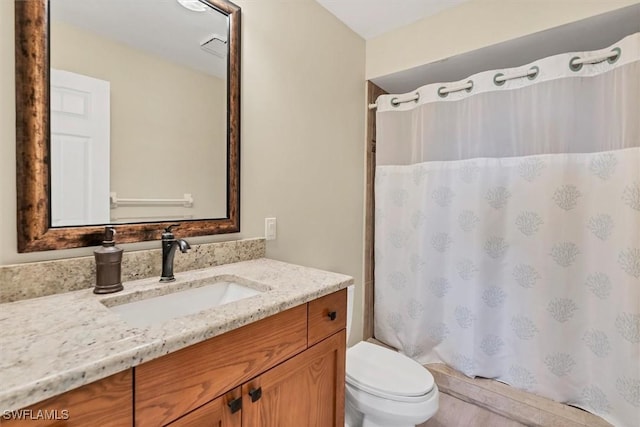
0 258 353 411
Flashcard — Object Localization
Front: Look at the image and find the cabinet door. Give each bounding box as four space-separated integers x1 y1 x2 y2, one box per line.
166 387 241 427
242 330 346 427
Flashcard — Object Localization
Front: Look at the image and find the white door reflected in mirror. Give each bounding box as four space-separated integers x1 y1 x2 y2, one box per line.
50 69 110 227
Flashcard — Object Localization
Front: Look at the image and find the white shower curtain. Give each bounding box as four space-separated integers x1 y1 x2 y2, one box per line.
374 34 640 427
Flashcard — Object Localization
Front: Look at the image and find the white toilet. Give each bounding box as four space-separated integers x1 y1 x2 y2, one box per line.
345 286 439 427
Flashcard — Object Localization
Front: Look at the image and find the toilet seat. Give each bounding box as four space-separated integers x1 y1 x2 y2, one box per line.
346 342 435 402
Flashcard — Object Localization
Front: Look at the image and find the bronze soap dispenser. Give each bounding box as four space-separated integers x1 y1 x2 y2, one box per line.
94 227 124 294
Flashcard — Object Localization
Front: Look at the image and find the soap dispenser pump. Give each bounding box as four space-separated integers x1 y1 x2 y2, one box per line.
94 227 124 294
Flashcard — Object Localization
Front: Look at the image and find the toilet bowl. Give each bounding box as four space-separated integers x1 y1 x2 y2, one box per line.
345 286 439 427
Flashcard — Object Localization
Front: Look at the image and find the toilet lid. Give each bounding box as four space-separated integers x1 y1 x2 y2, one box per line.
346 342 434 399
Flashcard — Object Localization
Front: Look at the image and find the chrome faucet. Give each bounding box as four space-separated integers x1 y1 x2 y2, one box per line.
160 224 191 282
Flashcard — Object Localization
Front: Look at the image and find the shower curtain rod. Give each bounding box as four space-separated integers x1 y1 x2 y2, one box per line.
367 49 621 110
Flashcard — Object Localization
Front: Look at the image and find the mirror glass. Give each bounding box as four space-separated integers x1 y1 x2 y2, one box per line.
49 0 228 226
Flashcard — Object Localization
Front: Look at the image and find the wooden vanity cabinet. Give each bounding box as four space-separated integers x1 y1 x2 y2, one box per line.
138 288 347 427
2 370 132 427
4 289 346 427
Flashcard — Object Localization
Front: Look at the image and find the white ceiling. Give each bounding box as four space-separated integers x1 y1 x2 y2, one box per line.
314 0 469 40
51 0 229 78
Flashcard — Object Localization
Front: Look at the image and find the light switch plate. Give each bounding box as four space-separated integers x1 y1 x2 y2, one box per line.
265 218 277 240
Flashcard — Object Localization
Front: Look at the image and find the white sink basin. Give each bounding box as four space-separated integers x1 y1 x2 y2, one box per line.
108 281 263 328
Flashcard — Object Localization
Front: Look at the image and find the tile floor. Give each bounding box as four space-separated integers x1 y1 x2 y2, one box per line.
419 392 526 427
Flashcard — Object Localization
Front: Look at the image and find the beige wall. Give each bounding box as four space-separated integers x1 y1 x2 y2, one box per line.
236 0 366 342
366 0 640 79
1 1 366 342
51 21 227 222
0 0 15 263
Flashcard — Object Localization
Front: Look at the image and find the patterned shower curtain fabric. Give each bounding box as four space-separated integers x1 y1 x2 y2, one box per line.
374 34 640 427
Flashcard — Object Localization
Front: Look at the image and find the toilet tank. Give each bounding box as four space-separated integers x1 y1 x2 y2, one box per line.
346 284 355 342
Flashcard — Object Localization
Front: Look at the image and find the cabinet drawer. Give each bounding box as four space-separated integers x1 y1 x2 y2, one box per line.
308 289 347 346
135 305 307 427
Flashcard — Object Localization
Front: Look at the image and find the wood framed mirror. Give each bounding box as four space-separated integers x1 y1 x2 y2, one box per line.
15 0 240 252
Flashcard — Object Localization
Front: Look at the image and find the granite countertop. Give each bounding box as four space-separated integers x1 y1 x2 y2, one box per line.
0 258 353 411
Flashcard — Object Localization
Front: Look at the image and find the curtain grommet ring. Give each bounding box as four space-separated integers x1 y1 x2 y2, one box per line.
493 73 505 86
437 87 448 98
390 97 400 107
608 47 621 64
465 80 474 93
528 66 539 80
413 92 420 103
569 56 583 72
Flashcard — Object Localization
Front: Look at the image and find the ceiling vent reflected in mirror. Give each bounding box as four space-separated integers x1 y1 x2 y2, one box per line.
201 35 227 58
50 0 229 78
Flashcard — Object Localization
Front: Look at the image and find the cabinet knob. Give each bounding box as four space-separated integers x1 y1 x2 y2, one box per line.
327 311 337 321
227 397 242 413
249 387 262 402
